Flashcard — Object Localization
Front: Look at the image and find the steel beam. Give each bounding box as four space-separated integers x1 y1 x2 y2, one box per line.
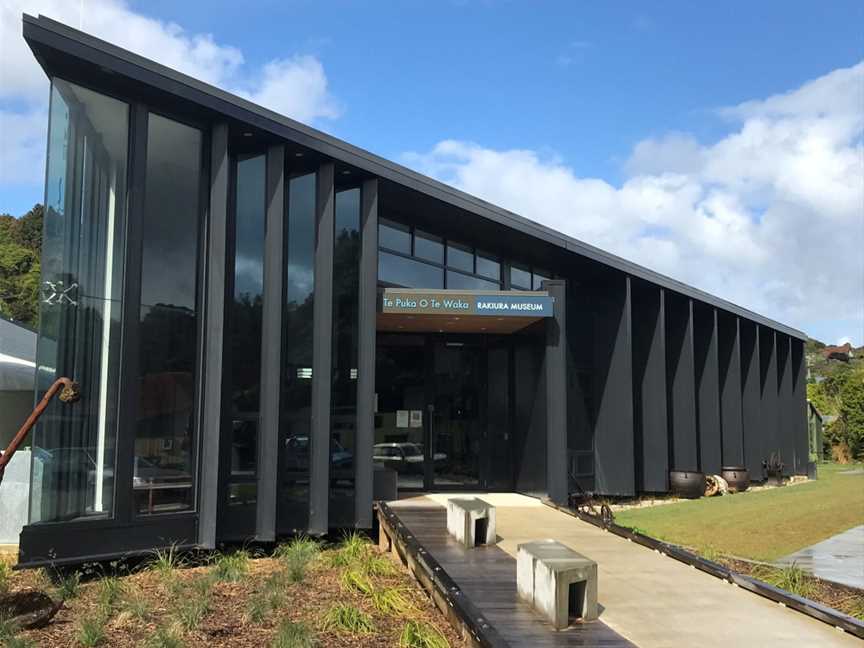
255 144 285 541
355 178 378 527
198 122 230 548
309 162 335 534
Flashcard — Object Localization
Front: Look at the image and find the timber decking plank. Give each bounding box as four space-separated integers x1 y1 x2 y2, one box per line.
391 505 636 648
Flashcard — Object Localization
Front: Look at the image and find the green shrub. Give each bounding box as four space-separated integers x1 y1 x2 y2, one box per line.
55 570 81 601
149 544 185 587
245 594 269 624
213 550 250 582
0 612 16 640
75 614 107 647
340 569 374 596
275 537 320 563
175 587 211 631
271 619 316 648
276 537 320 583
5 636 37 648
357 551 396 576
755 563 816 599
0 558 10 596
320 603 375 635
122 593 151 621
97 575 125 609
146 625 186 648
372 587 414 616
399 620 450 648
328 532 370 567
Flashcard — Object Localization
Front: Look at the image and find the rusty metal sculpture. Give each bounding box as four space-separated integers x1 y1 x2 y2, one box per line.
0 376 80 487
568 473 615 528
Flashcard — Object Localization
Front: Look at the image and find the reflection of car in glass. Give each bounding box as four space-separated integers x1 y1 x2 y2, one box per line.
283 435 353 471
372 443 446 473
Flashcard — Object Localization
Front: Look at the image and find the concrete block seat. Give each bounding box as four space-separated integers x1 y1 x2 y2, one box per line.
517 539 598 629
446 498 496 549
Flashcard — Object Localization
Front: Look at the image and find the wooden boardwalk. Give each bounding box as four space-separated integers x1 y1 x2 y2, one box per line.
389 502 636 647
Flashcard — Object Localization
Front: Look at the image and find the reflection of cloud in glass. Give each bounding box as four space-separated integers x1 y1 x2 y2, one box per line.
286 264 314 302
234 255 263 297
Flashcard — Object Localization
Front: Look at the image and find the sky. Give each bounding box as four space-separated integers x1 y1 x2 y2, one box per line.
1 1 862 345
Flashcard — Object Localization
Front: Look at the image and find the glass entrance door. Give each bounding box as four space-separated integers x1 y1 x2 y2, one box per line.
429 339 484 489
375 333 511 491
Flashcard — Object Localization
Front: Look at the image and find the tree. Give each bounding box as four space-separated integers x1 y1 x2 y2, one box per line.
838 368 864 457
0 204 43 328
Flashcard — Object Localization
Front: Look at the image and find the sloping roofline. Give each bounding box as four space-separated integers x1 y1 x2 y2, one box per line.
22 13 806 340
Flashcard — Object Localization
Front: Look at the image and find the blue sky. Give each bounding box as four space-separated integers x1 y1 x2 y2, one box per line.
123 1 863 185
2 1 863 344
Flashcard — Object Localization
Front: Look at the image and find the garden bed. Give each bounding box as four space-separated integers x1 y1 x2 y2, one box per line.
0 534 464 647
715 555 864 623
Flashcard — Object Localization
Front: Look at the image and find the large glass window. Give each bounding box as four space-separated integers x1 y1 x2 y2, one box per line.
280 173 316 531
331 188 360 525
31 79 128 523
476 253 500 281
135 113 202 515
533 270 551 290
379 252 444 289
379 219 410 254
226 155 265 511
414 230 444 264
510 265 531 290
447 271 500 291
446 242 474 273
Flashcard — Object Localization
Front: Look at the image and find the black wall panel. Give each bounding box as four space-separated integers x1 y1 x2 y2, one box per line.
777 334 795 476
593 274 634 496
694 304 721 475
791 339 808 474
566 284 595 492
514 336 546 494
631 280 668 492
758 326 779 476
718 313 744 467
740 321 762 478
665 294 698 471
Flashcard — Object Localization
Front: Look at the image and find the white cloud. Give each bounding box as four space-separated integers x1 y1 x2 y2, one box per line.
404 62 864 345
0 0 340 187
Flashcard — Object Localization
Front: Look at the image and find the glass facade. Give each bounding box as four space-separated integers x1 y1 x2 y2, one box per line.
31 79 128 523
379 252 444 289
135 113 202 515
330 188 361 525
279 172 316 531
226 154 266 511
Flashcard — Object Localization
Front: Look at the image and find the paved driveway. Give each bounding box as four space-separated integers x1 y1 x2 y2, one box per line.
777 524 864 589
412 493 860 648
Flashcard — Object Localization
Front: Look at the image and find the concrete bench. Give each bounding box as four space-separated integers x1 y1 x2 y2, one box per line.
517 539 598 629
446 498 496 549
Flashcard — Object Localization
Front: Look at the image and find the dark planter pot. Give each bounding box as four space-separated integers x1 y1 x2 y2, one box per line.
807 461 818 480
670 471 705 499
720 466 749 493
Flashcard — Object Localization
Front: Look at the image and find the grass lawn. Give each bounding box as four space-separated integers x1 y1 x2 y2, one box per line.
614 462 864 561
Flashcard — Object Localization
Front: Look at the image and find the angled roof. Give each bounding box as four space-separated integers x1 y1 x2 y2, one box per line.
22 13 806 340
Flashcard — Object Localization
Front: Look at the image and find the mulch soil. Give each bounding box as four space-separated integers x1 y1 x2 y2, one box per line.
716 556 864 621
2 545 467 647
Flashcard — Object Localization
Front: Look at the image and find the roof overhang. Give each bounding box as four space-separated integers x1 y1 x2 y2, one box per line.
21 13 807 341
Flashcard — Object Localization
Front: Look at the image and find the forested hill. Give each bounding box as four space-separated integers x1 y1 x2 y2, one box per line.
0 204 43 329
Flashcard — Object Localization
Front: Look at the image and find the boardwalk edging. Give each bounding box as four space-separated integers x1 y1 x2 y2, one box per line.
377 502 511 648
542 499 864 639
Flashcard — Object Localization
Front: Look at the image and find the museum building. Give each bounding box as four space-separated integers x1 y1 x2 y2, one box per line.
17 14 809 566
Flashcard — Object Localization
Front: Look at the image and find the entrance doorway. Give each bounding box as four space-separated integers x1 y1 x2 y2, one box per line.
374 333 511 491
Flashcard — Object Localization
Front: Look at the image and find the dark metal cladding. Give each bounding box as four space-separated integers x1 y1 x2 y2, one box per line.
255 144 285 541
